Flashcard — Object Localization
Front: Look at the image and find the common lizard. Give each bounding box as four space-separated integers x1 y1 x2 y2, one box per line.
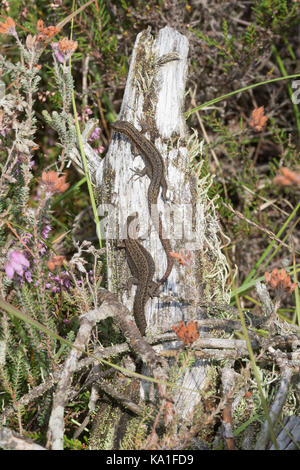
111 120 174 285
120 214 159 335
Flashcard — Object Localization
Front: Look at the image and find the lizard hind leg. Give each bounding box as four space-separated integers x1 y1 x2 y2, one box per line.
123 276 138 291
148 280 161 297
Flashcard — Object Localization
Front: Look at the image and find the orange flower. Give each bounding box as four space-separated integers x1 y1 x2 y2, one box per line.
249 106 268 132
37 19 60 42
0 17 16 36
170 250 191 267
58 38 78 55
265 268 297 295
172 320 199 346
274 167 300 186
41 170 69 194
47 255 66 271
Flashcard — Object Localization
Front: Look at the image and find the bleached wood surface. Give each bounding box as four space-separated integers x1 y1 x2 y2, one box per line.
96 27 190 332
93 26 230 416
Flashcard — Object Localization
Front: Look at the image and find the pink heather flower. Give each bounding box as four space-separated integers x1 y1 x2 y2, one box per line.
96 145 105 154
54 274 62 283
24 270 32 283
23 233 32 245
89 127 102 142
84 106 93 116
5 250 30 279
34 187 41 201
42 225 52 239
45 270 71 293
38 242 47 256
51 42 64 63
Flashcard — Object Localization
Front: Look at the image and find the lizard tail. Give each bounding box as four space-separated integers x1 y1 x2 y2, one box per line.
150 205 174 285
157 236 174 285
133 288 147 335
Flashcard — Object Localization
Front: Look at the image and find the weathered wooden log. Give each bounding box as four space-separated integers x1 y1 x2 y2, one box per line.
95 26 230 418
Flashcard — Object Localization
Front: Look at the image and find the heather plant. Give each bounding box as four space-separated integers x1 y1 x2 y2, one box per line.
0 17 95 436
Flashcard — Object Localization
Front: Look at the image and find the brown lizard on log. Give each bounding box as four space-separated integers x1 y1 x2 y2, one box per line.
120 213 159 335
111 120 174 286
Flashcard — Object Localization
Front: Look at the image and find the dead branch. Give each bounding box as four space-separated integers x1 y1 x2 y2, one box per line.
0 426 46 450
45 287 168 449
221 366 236 450
255 363 294 450
270 415 300 450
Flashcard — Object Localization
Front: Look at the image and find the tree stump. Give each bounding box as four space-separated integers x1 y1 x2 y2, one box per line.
95 26 230 419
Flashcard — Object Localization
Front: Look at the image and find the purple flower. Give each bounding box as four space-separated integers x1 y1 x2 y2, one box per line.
42 225 52 239
23 233 32 245
89 127 102 142
24 270 33 283
45 270 72 294
51 42 64 63
83 106 93 116
34 187 41 201
39 243 47 256
5 250 30 279
63 277 71 289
